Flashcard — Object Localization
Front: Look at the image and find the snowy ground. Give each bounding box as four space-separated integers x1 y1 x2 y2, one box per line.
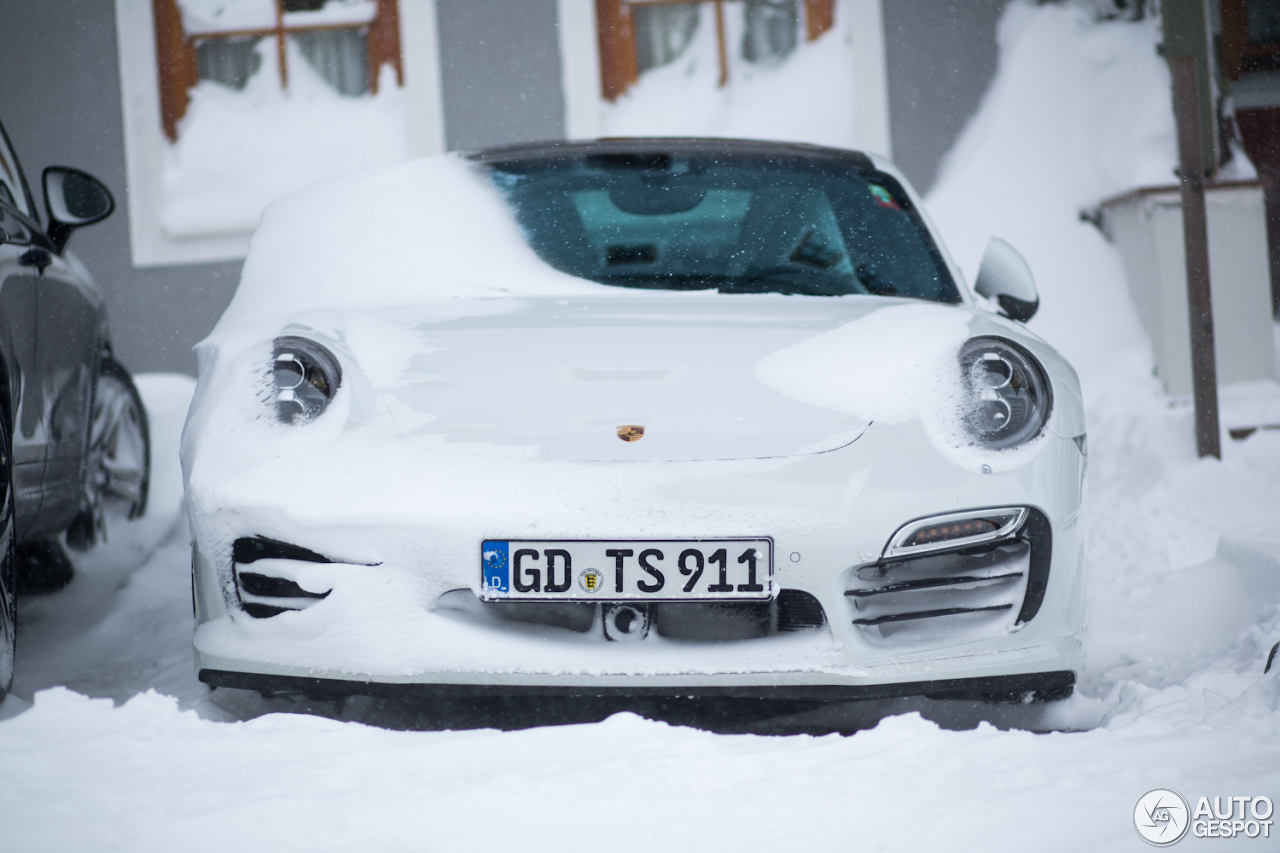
4 2 1280 850
3 367 1279 849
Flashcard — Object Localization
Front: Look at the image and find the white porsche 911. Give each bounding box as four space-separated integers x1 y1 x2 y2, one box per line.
184 139 1085 704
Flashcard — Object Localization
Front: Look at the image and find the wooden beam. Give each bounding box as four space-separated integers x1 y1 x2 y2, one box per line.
186 22 377 40
368 0 404 93
805 0 835 41
1172 56 1222 459
1219 0 1248 80
275 0 288 90
597 0 639 101
1235 108 1280 317
152 0 197 142
714 0 728 87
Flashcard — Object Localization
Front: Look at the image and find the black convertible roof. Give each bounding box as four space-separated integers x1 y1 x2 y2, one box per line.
468 137 877 174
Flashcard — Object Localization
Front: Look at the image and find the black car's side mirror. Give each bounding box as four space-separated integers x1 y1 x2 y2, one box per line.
974 237 1039 322
42 166 114 254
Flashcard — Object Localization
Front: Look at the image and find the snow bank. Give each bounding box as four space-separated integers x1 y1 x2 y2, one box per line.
163 37 407 237
924 0 1176 404
0 678 1277 852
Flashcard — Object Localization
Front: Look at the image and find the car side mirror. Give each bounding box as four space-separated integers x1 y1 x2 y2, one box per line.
42 166 114 254
974 237 1039 322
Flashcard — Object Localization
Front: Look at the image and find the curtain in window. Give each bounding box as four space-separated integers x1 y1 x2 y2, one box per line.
742 0 798 65
292 29 370 95
196 37 264 90
633 3 701 74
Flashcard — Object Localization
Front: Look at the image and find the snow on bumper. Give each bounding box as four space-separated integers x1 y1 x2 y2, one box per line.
187 416 1086 689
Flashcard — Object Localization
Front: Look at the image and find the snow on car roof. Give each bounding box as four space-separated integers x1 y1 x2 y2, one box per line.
214 154 614 340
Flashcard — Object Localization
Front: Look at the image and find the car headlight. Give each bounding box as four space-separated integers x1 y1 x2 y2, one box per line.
959 337 1051 449
272 336 341 424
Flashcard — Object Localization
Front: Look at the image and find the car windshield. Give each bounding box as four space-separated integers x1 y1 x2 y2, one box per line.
485 151 959 302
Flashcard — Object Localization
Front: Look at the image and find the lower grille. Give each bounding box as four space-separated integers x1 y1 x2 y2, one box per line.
434 587 827 640
847 508 1051 645
233 536 335 619
776 589 826 632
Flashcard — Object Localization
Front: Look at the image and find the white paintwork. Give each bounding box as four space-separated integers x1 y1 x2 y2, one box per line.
844 0 892 159
357 298 876 462
556 0 604 141
974 237 1038 307
1100 182 1278 397
399 0 447 159
112 0 443 267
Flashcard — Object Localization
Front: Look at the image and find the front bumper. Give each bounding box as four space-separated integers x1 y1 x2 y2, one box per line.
187 417 1086 693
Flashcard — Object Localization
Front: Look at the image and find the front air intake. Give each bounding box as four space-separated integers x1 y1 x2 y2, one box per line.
846 508 1050 645
233 536 335 619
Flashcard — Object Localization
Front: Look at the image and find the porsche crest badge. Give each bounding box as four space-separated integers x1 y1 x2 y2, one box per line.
617 425 645 442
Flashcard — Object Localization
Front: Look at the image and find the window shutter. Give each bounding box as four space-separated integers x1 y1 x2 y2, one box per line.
804 0 835 42
597 0 640 101
153 0 198 141
368 0 404 93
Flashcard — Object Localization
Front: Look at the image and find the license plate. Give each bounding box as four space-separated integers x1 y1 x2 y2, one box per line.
481 538 774 602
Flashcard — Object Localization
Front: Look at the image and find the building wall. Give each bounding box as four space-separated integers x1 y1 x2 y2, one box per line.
0 0 242 377
883 0 1007 194
0 0 1008 376
437 0 566 151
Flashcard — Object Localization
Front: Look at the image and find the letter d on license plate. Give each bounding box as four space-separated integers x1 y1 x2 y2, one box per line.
481 538 773 602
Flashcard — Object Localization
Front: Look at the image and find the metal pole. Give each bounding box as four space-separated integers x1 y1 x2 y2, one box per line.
1171 56 1221 459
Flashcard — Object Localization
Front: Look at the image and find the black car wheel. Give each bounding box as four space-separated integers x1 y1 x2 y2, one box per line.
65 358 150 552
0 411 17 697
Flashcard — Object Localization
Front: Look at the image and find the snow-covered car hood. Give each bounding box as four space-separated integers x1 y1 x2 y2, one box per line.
315 295 892 462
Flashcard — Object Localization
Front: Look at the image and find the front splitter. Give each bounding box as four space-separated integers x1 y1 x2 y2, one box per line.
200 668 1075 703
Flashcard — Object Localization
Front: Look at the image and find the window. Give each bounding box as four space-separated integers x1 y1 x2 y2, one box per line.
596 0 835 99
115 0 443 266
1222 0 1280 79
556 0 889 158
154 0 404 140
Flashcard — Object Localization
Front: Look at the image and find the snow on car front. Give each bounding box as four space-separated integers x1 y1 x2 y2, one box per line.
181 147 1084 697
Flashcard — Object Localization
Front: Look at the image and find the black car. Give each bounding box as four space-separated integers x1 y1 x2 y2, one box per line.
0 117 150 699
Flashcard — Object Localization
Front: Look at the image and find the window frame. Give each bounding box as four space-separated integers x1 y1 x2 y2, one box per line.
555 0 891 157
595 0 836 100
154 0 406 142
1221 0 1280 80
113 0 445 267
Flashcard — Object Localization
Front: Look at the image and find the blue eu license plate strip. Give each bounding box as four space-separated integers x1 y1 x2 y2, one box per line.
480 538 774 602
482 541 511 594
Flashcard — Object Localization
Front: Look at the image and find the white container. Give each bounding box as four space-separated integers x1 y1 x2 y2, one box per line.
1098 180 1277 397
